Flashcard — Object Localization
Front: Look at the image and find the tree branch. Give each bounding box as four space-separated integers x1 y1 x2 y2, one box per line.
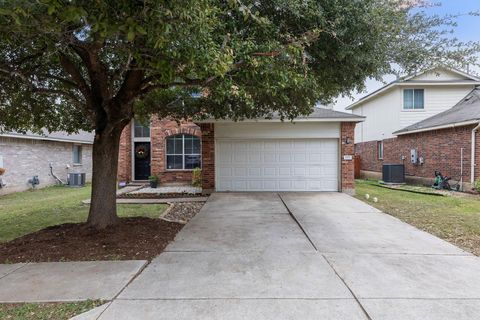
58 53 91 101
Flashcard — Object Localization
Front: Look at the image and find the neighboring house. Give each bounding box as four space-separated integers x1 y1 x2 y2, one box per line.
347 66 480 188
117 108 364 194
0 131 93 195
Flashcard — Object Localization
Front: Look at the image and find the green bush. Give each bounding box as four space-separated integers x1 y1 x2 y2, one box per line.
148 175 158 182
192 168 202 188
475 179 480 192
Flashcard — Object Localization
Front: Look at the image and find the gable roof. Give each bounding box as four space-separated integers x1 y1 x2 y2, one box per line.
346 66 480 110
393 88 480 135
0 130 94 144
196 107 365 123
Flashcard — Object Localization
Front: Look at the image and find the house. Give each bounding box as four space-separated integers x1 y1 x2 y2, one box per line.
347 66 480 188
390 89 480 189
0 131 93 195
117 108 364 194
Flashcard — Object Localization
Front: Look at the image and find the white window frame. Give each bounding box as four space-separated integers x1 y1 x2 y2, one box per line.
133 119 151 140
403 88 425 110
72 144 82 165
165 134 201 171
377 141 384 160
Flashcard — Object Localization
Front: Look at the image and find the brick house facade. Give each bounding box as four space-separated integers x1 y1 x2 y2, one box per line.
355 125 480 188
118 117 201 184
118 112 360 194
0 132 93 195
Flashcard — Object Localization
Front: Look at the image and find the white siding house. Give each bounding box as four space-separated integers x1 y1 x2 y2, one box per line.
347 67 480 143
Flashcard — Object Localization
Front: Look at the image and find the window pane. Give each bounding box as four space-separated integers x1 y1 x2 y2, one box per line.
134 121 150 138
184 155 201 169
73 145 82 164
403 89 413 109
192 137 201 154
184 137 193 154
167 155 183 169
414 89 424 109
166 138 175 154
174 137 183 154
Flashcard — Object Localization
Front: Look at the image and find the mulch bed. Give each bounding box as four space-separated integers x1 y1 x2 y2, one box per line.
118 192 205 199
0 217 183 264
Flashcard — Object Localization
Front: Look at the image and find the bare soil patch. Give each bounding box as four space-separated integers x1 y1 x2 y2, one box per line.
0 217 183 263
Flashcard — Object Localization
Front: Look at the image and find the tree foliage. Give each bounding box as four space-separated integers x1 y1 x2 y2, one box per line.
0 0 478 133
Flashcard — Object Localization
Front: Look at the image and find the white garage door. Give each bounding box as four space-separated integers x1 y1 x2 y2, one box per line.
216 139 339 191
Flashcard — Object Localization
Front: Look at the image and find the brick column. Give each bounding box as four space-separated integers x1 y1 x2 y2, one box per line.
117 122 132 182
341 122 356 195
150 116 164 178
200 123 215 193
475 129 480 182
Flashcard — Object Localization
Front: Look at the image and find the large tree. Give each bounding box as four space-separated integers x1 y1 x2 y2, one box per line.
0 0 478 229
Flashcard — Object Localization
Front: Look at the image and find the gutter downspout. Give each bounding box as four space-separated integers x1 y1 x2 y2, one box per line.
471 122 480 185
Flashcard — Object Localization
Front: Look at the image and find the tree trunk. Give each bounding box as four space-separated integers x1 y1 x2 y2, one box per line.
87 125 124 229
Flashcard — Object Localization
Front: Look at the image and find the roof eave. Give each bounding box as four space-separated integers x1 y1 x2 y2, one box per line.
0 133 94 144
394 120 480 136
195 117 365 124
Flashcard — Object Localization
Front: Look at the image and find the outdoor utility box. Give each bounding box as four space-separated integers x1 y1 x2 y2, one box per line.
382 164 405 184
410 149 418 164
68 173 86 187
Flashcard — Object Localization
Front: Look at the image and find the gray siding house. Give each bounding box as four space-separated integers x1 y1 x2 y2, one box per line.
0 131 93 195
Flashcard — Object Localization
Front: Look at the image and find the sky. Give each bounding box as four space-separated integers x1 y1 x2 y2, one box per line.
332 0 480 111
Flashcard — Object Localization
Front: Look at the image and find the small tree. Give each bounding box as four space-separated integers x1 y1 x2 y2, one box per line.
0 0 478 229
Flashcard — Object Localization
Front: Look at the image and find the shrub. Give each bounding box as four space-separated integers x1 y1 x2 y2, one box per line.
475 179 480 193
148 175 159 182
192 168 202 188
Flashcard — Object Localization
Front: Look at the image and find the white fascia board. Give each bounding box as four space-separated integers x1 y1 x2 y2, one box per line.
0 133 94 145
195 118 365 124
394 120 480 136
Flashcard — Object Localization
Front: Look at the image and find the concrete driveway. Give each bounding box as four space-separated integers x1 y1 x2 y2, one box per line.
98 192 480 319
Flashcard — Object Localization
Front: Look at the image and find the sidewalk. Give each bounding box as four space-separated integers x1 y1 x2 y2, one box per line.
0 261 147 303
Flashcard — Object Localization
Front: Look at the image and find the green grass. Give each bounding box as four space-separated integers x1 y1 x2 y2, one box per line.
356 179 480 255
0 185 167 243
0 300 103 320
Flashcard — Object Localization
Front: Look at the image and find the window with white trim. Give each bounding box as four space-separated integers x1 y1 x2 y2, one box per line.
73 145 82 164
166 134 201 170
134 120 150 138
403 89 424 110
377 141 383 160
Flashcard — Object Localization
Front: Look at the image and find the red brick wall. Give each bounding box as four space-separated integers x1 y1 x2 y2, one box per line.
341 122 356 194
355 125 480 184
354 140 383 172
199 123 215 191
117 117 201 183
118 123 132 182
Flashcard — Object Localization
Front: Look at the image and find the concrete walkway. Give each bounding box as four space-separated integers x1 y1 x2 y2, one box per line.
0 261 147 303
91 192 480 319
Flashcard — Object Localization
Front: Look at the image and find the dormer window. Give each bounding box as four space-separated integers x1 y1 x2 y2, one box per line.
403 89 424 110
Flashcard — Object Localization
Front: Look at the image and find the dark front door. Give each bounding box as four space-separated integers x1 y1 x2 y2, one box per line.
134 142 151 180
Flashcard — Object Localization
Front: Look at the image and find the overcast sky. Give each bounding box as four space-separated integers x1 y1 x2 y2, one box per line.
332 0 480 111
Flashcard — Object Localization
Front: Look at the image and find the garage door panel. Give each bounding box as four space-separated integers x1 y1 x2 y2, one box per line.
216 139 338 192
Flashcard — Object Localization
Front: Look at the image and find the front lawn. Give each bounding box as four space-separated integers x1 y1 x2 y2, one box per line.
356 179 480 255
0 185 167 243
0 300 102 320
